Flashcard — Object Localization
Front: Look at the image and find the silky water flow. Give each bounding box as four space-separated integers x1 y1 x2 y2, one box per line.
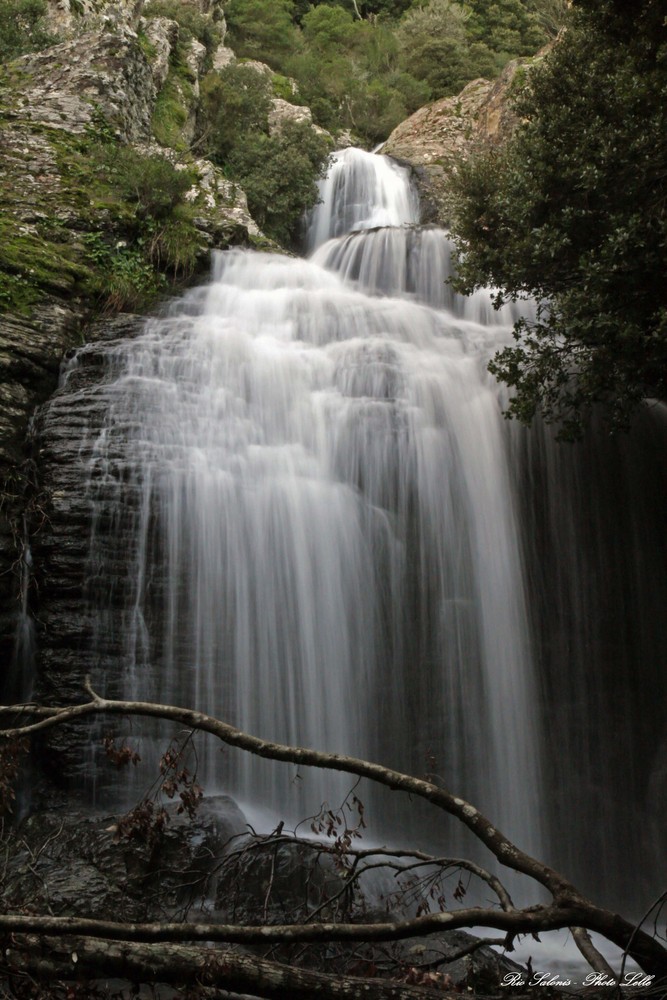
34 148 667 913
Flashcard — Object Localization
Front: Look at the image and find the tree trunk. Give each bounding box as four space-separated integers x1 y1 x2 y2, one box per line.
5 936 454 1000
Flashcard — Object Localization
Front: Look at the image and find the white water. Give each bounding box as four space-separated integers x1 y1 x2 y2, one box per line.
75 150 664 916
81 148 546 866
306 147 419 251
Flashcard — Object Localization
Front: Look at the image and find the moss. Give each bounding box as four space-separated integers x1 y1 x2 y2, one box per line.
0 218 89 295
152 74 190 150
0 271 42 315
0 105 208 315
151 37 197 151
136 29 158 62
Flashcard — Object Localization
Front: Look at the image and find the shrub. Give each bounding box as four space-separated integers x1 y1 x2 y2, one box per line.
144 0 222 55
224 0 300 71
0 0 55 62
201 63 273 162
226 121 331 247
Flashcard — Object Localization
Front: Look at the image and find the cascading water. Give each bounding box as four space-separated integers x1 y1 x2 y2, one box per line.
25 148 666 913
305 147 419 251
75 148 543 863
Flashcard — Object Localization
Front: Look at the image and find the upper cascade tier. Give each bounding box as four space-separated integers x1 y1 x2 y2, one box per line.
311 225 530 325
306 148 420 252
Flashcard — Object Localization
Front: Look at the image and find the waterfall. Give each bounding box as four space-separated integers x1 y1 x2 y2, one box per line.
27 147 666 911
74 148 544 862
305 148 419 252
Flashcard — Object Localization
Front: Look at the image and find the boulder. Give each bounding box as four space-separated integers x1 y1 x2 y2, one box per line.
2 796 248 921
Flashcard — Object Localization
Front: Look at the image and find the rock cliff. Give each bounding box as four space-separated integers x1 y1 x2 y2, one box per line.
382 60 527 226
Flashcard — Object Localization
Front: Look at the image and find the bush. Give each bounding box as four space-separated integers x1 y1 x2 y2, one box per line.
226 121 331 247
201 64 272 162
94 145 195 221
450 0 667 436
78 143 202 306
225 0 301 70
144 0 222 55
0 0 55 61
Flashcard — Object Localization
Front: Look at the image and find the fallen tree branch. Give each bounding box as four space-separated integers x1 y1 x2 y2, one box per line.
2 935 454 1000
1 688 666 979
0 902 587 944
570 926 616 978
0 688 580 894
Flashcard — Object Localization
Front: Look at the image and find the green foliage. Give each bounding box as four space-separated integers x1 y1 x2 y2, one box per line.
150 39 198 150
152 77 191 149
226 121 331 246
463 0 546 57
216 0 555 145
144 0 222 54
301 4 356 49
395 0 551 100
201 63 272 161
225 0 300 70
529 0 569 38
82 233 164 312
93 144 195 221
0 273 39 315
271 72 299 101
450 0 667 437
200 63 331 246
86 142 201 282
286 15 428 141
0 112 203 315
0 215 87 306
0 0 55 62
296 0 412 21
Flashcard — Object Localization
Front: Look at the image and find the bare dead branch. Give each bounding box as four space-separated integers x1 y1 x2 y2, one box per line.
0 901 619 948
1 689 666 979
0 688 575 895
570 926 616 978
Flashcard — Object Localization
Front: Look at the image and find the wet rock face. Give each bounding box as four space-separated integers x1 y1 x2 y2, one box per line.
24 315 145 731
0 314 147 799
0 301 83 675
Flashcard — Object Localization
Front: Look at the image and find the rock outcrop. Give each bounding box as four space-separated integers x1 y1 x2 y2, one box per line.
2 796 248 921
382 61 527 226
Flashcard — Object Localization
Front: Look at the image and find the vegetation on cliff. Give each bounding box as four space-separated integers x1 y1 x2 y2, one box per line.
0 101 204 314
0 0 564 316
0 0 53 62
200 63 332 245
451 0 667 437
225 0 564 143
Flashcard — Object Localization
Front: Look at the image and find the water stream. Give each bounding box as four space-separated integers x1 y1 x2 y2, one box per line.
30 148 667 912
